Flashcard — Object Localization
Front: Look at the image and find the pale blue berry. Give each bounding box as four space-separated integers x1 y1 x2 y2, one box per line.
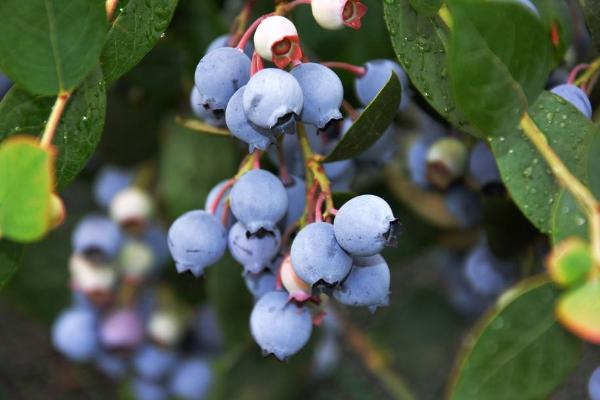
333 254 390 312
225 86 274 152
228 222 281 274
72 215 123 261
355 59 409 109
550 84 592 119
169 358 213 400
52 307 99 362
133 344 178 381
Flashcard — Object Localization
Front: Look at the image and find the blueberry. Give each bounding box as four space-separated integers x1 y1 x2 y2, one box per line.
445 185 483 229
589 366 600 400
72 215 123 261
190 86 225 126
193 306 223 353
515 0 539 16
167 210 227 276
333 254 390 311
169 358 213 400
312 331 341 378
228 221 281 274
133 344 178 381
333 195 399 256
95 351 128 380
244 269 277 299
52 307 99 362
242 68 303 130
229 169 288 233
148 310 185 346
463 242 510 297
290 63 343 129
267 132 306 177
279 175 306 232
205 34 254 58
142 223 171 269
291 222 352 286
119 239 155 281
426 137 468 190
468 141 501 189
132 378 169 400
110 187 154 227
280 254 312 301
0 73 11 100
204 179 235 228
550 84 592 119
99 309 144 349
69 253 118 293
306 123 340 155
225 86 275 152
250 291 312 360
195 47 251 112
355 59 410 110
93 165 135 209
324 159 356 192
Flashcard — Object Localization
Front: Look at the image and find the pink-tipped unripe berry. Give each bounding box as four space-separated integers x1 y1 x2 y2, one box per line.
254 16 302 68
311 0 368 30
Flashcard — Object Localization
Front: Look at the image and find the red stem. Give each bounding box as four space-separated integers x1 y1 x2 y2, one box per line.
315 192 326 223
221 202 231 226
237 13 273 50
328 208 338 216
306 181 319 224
567 63 589 85
252 150 262 169
210 178 236 215
342 99 359 121
321 61 366 76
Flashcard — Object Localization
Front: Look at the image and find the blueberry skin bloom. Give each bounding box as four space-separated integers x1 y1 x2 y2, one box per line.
463 243 509 297
169 358 213 400
468 141 501 189
333 254 390 311
355 59 409 109
230 169 288 234
290 63 343 129
550 84 593 119
242 68 303 129
244 270 277 300
194 47 251 112
93 165 134 209
167 210 227 276
225 86 274 152
279 175 306 232
52 307 99 362
133 344 178 381
190 86 225 126
291 222 352 286
131 378 168 400
333 195 399 257
589 366 600 400
228 221 281 274
72 215 123 261
250 291 313 360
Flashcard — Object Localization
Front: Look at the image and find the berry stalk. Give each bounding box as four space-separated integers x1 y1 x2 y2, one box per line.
40 92 71 148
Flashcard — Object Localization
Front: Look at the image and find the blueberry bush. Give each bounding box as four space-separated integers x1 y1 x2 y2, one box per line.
1 0 600 399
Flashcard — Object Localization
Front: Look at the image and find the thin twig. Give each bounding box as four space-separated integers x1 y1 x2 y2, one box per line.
106 0 119 21
40 92 71 148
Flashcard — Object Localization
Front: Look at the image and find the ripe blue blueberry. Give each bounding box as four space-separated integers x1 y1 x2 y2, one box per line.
93 165 134 209
229 169 288 234
169 358 213 400
324 159 356 192
244 270 277 300
99 309 144 349
279 175 306 232
291 222 352 286
589 366 600 400
355 59 409 109
205 33 254 58
290 63 343 129
194 47 251 112
95 351 128 380
0 73 11 100
72 215 123 261
133 344 178 381
225 86 274 152
550 84 592 119
463 242 510 297
468 141 501 189
250 291 313 360
445 185 483 229
167 210 227 276
142 223 171 270
228 222 281 274
204 179 235 228
52 307 99 362
242 68 303 131
193 306 223 353
333 254 390 312
131 378 168 400
333 195 399 256
190 86 225 126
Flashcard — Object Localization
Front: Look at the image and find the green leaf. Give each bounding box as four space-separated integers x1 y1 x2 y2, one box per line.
101 0 179 83
0 240 23 290
408 0 442 16
0 137 53 242
547 238 593 287
578 0 600 52
0 0 106 95
490 91 593 233
447 0 553 136
0 68 106 189
324 73 401 162
557 279 600 344
449 277 580 400
383 0 478 137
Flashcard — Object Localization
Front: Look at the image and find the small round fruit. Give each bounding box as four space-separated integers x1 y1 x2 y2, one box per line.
254 16 302 68
225 86 274 152
333 254 390 312
72 215 123 261
279 175 306 232
244 270 277 300
426 137 468 190
589 366 600 400
169 358 213 400
355 59 409 109
133 344 178 381
190 86 225 126
93 165 135 209
228 221 281 274
550 84 593 119
110 187 154 227
99 309 144 349
468 141 501 189
311 0 368 30
280 254 312 301
52 307 99 361
131 378 168 400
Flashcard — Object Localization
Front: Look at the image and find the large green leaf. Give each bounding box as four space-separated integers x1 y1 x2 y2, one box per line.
490 91 594 233
408 0 443 16
557 279 600 344
324 73 401 162
447 0 553 136
532 0 572 61
0 241 23 290
0 137 53 242
0 0 106 95
101 0 179 83
449 277 580 400
0 68 106 189
578 0 600 52
383 0 477 137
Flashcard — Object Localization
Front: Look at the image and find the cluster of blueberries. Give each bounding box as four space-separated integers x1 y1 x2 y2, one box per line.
52 166 220 400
